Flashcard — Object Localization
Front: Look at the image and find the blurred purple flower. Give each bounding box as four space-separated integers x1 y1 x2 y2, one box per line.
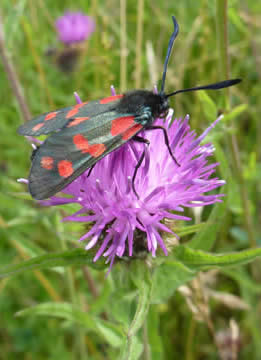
39 89 225 271
55 11 95 45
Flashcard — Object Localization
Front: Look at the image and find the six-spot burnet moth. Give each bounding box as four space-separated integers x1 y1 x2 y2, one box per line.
18 16 241 200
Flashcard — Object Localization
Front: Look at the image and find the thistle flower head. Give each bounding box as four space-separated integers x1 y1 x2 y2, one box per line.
39 89 225 271
55 11 95 45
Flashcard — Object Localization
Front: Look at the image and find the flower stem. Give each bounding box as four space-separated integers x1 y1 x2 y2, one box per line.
185 316 196 360
121 265 152 359
215 0 256 248
142 321 151 360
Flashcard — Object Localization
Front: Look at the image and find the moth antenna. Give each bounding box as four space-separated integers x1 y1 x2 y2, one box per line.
166 78 242 98
160 16 179 94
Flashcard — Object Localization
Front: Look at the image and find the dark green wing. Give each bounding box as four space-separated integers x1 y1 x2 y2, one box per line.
28 110 143 199
18 95 124 136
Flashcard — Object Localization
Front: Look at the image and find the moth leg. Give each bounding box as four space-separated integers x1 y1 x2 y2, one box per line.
87 164 96 177
146 125 180 166
131 136 150 199
31 146 39 162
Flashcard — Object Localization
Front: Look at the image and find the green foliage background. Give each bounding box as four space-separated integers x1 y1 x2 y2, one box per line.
0 0 260 359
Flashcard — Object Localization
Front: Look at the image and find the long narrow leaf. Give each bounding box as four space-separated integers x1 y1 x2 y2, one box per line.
0 248 106 278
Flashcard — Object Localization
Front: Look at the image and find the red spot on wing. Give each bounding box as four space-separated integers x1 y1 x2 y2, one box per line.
32 123 44 132
58 160 74 177
73 134 89 151
41 156 54 170
75 101 88 109
100 95 124 104
111 116 135 136
67 117 90 127
66 102 89 119
66 107 79 118
122 124 143 141
45 111 58 121
73 134 106 158
88 143 106 157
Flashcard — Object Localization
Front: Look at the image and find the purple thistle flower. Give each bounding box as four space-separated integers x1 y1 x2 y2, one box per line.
55 11 95 45
36 89 225 271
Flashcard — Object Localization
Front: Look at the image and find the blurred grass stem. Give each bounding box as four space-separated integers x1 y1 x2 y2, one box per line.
21 19 54 108
216 0 256 248
58 232 88 360
185 316 196 360
0 14 31 122
135 0 144 88
120 0 127 91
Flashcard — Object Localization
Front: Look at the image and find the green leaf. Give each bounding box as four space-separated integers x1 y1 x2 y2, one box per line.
9 191 34 200
17 302 124 347
11 235 45 258
214 141 231 180
222 104 248 123
108 266 139 327
90 280 112 315
176 223 206 237
172 245 261 270
0 248 107 278
149 246 261 304
189 199 225 251
151 261 195 303
109 289 137 327
228 8 248 34
197 91 217 122
95 320 125 348
16 302 97 327
222 268 261 294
